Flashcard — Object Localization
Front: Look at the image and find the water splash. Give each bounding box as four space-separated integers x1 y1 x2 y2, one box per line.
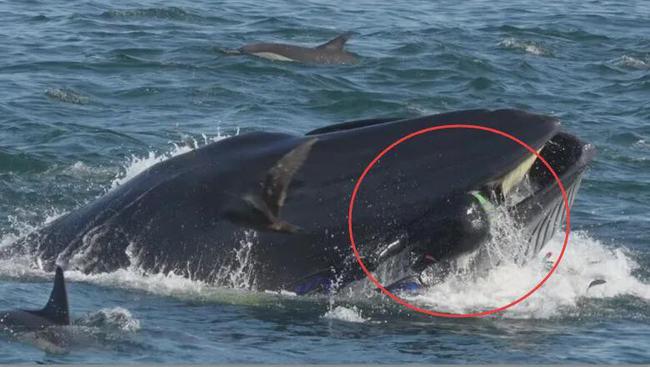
612 55 650 70
498 38 552 56
110 133 233 190
405 231 650 319
45 88 89 105
214 230 258 289
322 305 368 323
75 307 141 332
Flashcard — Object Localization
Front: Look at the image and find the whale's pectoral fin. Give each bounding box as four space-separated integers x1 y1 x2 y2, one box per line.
229 139 317 233
263 138 318 217
316 32 353 51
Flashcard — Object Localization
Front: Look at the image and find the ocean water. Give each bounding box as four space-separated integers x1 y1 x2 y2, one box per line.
1 0 649 363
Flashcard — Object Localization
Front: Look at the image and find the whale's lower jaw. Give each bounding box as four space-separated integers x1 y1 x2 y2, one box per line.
251 52 295 62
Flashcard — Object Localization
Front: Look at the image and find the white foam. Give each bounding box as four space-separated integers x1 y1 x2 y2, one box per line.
633 139 648 149
1 228 647 320
405 231 650 319
322 305 368 323
62 161 113 178
612 55 650 70
498 38 551 56
76 307 141 332
45 88 89 105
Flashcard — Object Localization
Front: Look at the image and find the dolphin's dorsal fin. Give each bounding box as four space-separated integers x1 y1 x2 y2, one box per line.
316 32 352 51
28 267 70 325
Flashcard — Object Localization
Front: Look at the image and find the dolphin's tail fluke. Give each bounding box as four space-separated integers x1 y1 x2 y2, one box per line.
27 267 70 325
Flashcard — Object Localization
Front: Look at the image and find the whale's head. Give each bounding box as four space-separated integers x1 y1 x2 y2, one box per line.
333 109 595 293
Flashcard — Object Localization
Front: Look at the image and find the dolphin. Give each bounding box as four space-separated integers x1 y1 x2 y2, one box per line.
4 109 594 295
1 267 69 333
223 32 358 64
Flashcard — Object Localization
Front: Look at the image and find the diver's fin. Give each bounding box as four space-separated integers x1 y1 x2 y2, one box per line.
316 32 353 50
28 267 70 325
262 138 317 217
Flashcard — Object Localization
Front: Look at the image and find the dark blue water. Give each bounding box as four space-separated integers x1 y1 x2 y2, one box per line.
1 0 649 363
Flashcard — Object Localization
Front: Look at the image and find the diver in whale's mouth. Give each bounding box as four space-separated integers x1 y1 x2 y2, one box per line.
2 109 594 296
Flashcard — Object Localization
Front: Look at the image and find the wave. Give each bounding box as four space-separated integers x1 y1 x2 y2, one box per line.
494 25 610 42
101 7 197 21
498 38 553 56
45 88 90 105
612 55 650 70
0 151 49 173
75 307 140 332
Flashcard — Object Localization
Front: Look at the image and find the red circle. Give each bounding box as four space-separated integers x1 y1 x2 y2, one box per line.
347 124 571 318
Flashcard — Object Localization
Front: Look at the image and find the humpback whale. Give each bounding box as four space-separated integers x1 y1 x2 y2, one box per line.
1 267 69 333
223 32 358 64
5 109 594 295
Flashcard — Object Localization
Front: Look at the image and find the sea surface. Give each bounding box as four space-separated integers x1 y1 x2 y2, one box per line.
1 0 649 363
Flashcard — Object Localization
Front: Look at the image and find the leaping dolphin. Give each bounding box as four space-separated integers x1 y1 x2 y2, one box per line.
4 109 594 295
223 32 358 64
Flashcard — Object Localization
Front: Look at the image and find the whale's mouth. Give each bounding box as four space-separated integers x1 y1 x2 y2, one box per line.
482 131 594 214
384 131 595 294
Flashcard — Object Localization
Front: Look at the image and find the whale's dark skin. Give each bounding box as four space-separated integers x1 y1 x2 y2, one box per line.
6 109 593 294
225 32 358 64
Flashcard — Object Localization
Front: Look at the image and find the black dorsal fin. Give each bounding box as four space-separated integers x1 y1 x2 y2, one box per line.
316 32 353 51
32 267 70 325
306 117 404 136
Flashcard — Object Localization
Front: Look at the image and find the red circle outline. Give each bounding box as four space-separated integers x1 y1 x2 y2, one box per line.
347 124 571 318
